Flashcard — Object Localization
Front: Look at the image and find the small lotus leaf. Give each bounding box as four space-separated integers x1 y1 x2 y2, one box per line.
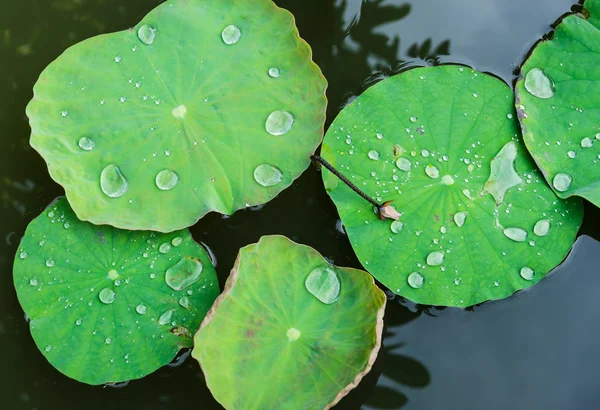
515 0 600 206
193 235 386 409
27 0 327 232
321 66 583 307
13 198 219 384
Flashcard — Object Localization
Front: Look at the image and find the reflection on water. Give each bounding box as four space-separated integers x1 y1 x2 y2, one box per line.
0 0 599 409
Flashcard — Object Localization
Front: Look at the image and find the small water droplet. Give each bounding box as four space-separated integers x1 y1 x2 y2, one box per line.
552 173 572 192
581 137 593 148
507 113 514 119
45 345 52 353
410 116 418 123
179 296 191 310
171 237 183 247
45 258 55 268
29 278 38 286
254 164 283 187
78 137 95 151
368 150 380 160
305 266 341 304
105 337 112 344
108 269 119 280
520 267 535 281
454 211 468 228
159 243 171 254
441 175 454 185
268 67 280 78
99 288 116 304
533 219 550 236
19 251 28 259
265 110 294 136
407 272 424 288
426 251 444 266
286 327 301 342
503 227 527 242
75 318 82 326
136 304 147 315
524 68 555 99
158 309 174 325
137 24 156 45
425 165 440 179
390 221 403 234
396 157 412 172
61 110 69 117
165 256 203 291
100 164 128 198
114 56 122 63
567 150 577 159
155 169 179 191
221 25 241 45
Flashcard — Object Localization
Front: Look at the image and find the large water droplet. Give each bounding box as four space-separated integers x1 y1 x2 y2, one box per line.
484 142 522 205
368 150 380 160
221 25 241 45
158 309 174 325
155 169 179 191
524 68 555 99
426 251 444 266
159 243 171 254
171 237 183 247
533 220 550 236
287 327 301 342
136 304 147 315
454 211 468 227
99 288 116 304
137 24 156 45
78 137 95 151
179 296 191 310
390 221 404 234
265 110 294 136
254 164 283 187
407 272 424 288
503 227 527 242
165 256 203 291
520 267 535 280
396 157 412 172
305 266 341 304
100 164 128 198
552 173 572 192
581 137 593 148
425 165 440 179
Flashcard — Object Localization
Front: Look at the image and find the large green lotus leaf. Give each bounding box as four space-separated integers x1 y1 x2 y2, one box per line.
321 65 583 307
192 235 386 410
26 0 327 232
13 197 219 385
515 0 600 206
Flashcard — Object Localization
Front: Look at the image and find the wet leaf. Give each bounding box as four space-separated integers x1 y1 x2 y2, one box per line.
27 0 327 232
192 235 386 410
13 198 219 384
321 65 583 307
515 0 600 207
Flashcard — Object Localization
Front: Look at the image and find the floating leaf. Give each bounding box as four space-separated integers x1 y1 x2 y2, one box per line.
27 0 327 232
193 235 385 409
13 198 219 384
321 65 583 307
515 0 600 207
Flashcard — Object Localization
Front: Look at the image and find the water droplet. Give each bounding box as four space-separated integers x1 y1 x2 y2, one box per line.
155 170 179 191
305 266 341 304
581 137 593 148
533 219 550 236
29 278 38 286
45 345 52 353
171 104 187 118
159 243 171 254
105 337 112 345
77 137 95 151
99 288 116 304
407 272 424 288
503 227 527 242
136 304 147 315
114 56 122 63
287 327 301 342
552 173 572 192
158 309 174 325
221 25 241 45
425 165 440 179
441 175 454 185
45 258 55 268
484 142 522 205
520 267 535 281
368 150 380 160
171 237 183 247
265 110 294 136
19 251 28 259
165 256 203 291
396 157 412 172
100 164 128 198
268 67 280 78
61 110 69 117
75 318 82 326
454 211 468 227
179 296 191 310
426 251 444 266
507 113 514 119
410 116 418 123
108 269 119 280
137 24 156 45
524 68 555 99
390 221 404 234
254 164 283 187
567 150 576 159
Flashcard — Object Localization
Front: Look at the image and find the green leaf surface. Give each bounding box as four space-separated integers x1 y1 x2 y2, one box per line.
515 0 600 206
192 235 386 410
27 0 327 232
13 198 219 385
321 65 583 307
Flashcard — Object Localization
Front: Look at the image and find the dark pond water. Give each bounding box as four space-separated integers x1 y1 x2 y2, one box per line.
1 0 599 409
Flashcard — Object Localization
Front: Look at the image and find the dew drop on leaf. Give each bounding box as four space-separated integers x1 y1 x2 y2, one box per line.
178 296 191 310
425 165 440 179
265 110 294 136
533 220 550 237
159 243 171 254
395 157 412 172
99 288 116 304
407 272 424 288
137 24 156 45
524 68 555 99
368 150 380 160
520 267 535 281
305 266 341 304
268 67 280 78
503 227 527 242
552 173 572 192
286 327 301 342
390 221 403 234
158 309 174 325
165 256 203 291
135 304 147 315
426 251 444 266
253 164 283 187
155 170 179 191
45 258 55 268
454 211 468 228
100 164 129 198
171 237 183 247
221 24 241 45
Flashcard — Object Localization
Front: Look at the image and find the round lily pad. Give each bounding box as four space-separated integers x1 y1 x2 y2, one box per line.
26 0 327 232
192 235 386 409
515 0 600 207
321 65 583 307
13 197 219 385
